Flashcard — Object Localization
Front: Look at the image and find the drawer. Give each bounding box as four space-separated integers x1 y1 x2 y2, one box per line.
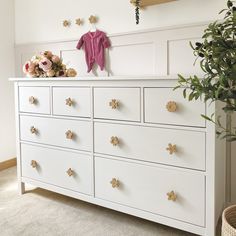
94 88 140 122
20 116 91 151
53 87 91 118
19 87 50 114
144 88 206 127
94 122 205 170
21 144 92 195
95 157 205 226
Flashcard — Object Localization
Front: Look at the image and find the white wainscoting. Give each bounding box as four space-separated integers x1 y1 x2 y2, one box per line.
14 22 235 203
168 38 202 75
15 23 207 78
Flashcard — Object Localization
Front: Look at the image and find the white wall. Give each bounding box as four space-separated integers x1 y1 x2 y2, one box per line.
15 0 226 44
0 0 16 161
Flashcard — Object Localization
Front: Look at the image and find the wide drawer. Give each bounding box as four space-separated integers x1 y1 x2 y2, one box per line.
52 87 91 118
94 88 141 122
94 122 205 170
19 87 50 114
95 157 205 226
144 88 206 127
20 116 91 151
21 144 92 195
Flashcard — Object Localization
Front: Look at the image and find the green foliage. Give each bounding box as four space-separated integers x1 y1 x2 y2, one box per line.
175 0 236 141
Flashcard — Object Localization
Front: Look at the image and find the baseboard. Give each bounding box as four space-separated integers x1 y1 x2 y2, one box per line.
0 158 16 171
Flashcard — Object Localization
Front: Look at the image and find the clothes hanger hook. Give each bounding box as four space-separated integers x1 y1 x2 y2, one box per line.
89 15 98 24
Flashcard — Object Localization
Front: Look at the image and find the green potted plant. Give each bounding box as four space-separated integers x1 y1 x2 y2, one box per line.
175 0 236 141
175 1 236 234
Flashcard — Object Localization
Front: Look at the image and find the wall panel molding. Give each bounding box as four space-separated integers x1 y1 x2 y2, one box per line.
15 22 207 78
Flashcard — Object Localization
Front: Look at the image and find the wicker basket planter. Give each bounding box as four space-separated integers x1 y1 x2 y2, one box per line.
222 205 236 236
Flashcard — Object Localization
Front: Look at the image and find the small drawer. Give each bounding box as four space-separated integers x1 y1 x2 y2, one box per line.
19 87 50 114
144 88 206 127
53 87 91 118
94 88 140 122
94 122 205 171
20 116 91 151
95 157 205 226
21 144 92 195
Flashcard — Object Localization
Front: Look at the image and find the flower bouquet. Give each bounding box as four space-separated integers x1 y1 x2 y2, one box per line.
23 51 77 78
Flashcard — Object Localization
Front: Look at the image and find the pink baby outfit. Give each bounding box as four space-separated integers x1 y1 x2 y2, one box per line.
76 30 110 73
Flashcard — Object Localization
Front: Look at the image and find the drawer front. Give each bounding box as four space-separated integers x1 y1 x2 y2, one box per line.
95 157 205 226
94 88 141 122
21 144 92 195
94 122 205 170
20 116 91 151
144 88 206 127
19 87 50 114
53 87 91 118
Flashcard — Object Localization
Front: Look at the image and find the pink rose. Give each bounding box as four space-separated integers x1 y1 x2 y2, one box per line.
23 61 35 74
51 55 60 63
28 63 36 73
39 58 52 72
23 61 30 74
28 71 37 77
56 70 66 77
41 51 53 58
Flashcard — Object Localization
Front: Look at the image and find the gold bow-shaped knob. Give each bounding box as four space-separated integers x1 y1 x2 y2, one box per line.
31 160 37 168
67 168 74 177
66 130 74 140
167 191 177 201
166 101 177 112
109 99 119 109
110 178 120 188
110 136 119 146
66 98 73 107
29 96 36 104
166 143 177 155
30 126 38 134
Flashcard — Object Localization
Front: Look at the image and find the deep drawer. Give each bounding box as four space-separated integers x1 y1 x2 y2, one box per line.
21 144 93 195
20 116 91 151
95 156 205 226
94 122 205 171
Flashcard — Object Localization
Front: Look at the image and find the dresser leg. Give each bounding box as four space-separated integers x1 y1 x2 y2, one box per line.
19 182 25 195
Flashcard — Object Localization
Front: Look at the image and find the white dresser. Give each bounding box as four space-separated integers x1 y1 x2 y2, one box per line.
11 77 226 236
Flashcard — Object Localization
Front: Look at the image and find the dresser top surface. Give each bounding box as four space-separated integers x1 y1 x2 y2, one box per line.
9 74 204 82
9 76 175 82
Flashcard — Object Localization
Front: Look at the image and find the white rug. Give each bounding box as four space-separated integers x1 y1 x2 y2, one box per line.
0 167 197 236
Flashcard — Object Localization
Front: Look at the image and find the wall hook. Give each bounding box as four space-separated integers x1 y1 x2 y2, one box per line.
63 20 71 27
75 18 83 26
89 15 97 24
